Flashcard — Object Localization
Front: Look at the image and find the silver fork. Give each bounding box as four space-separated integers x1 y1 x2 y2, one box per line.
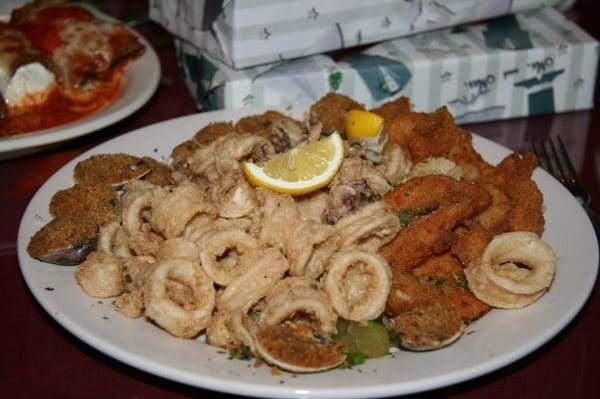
530 136 600 236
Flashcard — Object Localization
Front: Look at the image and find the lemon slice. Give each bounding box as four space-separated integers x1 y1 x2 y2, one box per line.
345 110 384 139
345 110 388 163
242 132 344 195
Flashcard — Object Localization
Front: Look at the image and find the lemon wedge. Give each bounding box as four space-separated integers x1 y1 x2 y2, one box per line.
242 132 344 195
345 110 384 139
345 110 388 163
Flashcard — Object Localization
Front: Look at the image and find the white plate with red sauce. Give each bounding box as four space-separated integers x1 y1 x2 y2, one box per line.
0 30 160 161
16 108 599 398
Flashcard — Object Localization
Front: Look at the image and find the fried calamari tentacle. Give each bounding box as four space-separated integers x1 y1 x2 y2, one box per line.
210 170 257 218
150 182 216 239
198 228 259 286
75 251 125 298
323 249 391 322
144 258 215 338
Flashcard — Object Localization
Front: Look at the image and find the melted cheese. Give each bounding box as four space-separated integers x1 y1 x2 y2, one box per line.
0 62 56 107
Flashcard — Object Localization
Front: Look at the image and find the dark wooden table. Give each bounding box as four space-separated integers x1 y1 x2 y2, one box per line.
1 1 598 398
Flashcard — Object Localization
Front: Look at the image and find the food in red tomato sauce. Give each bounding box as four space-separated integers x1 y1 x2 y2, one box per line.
0 0 144 136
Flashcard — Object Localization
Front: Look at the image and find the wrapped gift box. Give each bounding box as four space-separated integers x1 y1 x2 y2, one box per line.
152 0 570 69
175 7 598 124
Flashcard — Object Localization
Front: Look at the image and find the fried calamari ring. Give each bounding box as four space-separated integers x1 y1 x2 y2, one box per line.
151 182 216 238
144 258 215 338
401 157 463 183
464 232 556 309
122 190 152 235
260 277 337 334
216 247 289 312
198 228 259 286
335 202 400 252
98 221 131 258
323 249 391 322
286 222 340 278
155 238 200 261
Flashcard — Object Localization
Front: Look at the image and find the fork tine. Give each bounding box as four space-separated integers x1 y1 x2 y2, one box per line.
557 136 580 185
536 137 559 179
530 137 545 169
547 136 566 183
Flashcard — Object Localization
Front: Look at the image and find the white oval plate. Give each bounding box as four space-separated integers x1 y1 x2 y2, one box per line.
0 31 160 160
17 108 599 399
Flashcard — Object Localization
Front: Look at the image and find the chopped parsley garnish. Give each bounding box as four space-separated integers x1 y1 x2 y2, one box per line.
125 273 133 284
228 344 254 361
248 308 262 320
455 276 468 289
338 352 367 369
397 208 433 227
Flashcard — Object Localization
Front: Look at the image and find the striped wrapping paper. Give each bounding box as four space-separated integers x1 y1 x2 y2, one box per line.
152 0 571 69
175 7 598 124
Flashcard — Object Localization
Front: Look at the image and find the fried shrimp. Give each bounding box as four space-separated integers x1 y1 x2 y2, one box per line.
483 153 545 235
323 249 391 322
144 258 215 338
380 175 491 271
383 175 490 214
386 254 489 322
387 106 492 180
379 203 470 272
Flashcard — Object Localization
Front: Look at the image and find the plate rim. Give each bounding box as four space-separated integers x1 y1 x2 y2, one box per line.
0 28 161 155
16 108 600 398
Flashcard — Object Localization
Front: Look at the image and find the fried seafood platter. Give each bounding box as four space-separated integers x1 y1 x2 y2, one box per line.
23 94 578 390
